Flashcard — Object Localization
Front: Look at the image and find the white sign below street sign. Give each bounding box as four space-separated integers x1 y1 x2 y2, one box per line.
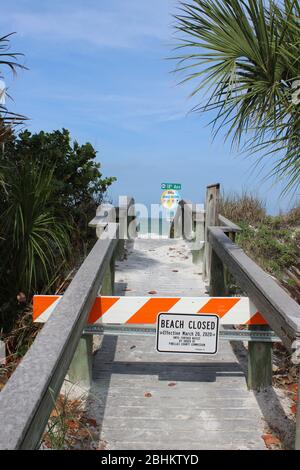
156 313 219 355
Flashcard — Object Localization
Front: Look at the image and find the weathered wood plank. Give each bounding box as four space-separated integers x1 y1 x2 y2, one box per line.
118 196 136 240
209 248 226 297
68 334 93 390
181 200 193 240
218 215 242 232
172 208 181 239
191 204 205 265
247 325 273 391
88 203 117 229
203 184 220 282
89 323 266 450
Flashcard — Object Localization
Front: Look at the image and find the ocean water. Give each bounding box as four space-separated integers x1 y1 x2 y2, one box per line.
137 217 172 238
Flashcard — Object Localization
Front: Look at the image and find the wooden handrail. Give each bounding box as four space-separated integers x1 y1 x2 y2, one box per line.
208 226 300 350
0 221 120 449
88 203 117 228
218 214 242 232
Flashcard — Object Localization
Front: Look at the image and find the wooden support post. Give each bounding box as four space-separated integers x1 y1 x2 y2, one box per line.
192 244 204 265
181 204 185 239
229 232 236 244
67 334 93 390
110 253 115 295
115 206 125 260
203 184 220 283
223 231 237 295
296 371 300 450
170 223 175 239
192 206 205 266
115 239 125 261
68 223 116 391
127 198 137 240
247 325 273 391
174 208 183 239
101 253 115 296
182 202 193 241
127 215 136 240
209 248 226 296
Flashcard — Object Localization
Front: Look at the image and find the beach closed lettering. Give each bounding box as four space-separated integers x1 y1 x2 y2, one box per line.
160 318 216 330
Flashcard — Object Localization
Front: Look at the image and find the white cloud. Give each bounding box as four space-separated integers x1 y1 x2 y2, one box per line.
28 86 190 131
0 0 176 49
0 1 192 131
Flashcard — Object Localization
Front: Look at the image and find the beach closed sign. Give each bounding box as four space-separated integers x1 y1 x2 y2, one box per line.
156 313 219 355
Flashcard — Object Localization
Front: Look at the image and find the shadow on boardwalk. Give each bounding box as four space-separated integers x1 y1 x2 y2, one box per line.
86 335 265 450
85 238 266 450
231 341 296 449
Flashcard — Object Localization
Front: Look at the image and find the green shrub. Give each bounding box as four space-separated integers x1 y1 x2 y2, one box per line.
236 222 298 278
221 192 299 281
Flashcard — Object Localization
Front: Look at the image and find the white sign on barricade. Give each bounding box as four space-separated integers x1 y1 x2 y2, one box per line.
156 313 219 355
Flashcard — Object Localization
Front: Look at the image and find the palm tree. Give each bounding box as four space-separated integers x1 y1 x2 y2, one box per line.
0 33 26 144
173 0 300 193
0 33 26 189
0 157 71 329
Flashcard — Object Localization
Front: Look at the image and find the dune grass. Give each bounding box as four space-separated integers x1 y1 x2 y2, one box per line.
220 192 300 299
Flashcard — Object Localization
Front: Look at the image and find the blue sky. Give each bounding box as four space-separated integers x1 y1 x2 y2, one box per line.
0 0 298 214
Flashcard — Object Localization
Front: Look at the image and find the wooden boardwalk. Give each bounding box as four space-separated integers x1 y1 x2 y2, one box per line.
115 237 207 297
1 195 300 450
88 237 266 450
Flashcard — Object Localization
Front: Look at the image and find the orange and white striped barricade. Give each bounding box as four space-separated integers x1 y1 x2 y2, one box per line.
33 295 280 342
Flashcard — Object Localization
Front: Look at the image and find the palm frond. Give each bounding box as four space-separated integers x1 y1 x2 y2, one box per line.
0 159 71 296
0 32 27 142
173 0 300 192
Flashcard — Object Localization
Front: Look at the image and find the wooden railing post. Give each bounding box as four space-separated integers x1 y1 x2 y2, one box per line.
101 252 115 296
127 198 137 240
181 203 185 238
115 206 125 261
209 247 226 296
115 196 135 259
182 201 194 240
191 205 205 266
247 325 273 391
67 334 93 390
68 205 119 391
203 184 220 283
224 232 236 295
170 202 183 239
